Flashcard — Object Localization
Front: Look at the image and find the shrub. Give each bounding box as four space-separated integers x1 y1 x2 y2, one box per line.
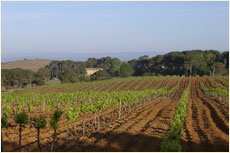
34 115 47 151
90 70 112 81
60 72 80 83
14 112 28 152
50 110 62 151
1 115 8 128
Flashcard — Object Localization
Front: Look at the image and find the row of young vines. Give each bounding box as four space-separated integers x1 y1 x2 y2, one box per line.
1 77 181 151
199 77 229 104
161 78 191 151
160 76 229 152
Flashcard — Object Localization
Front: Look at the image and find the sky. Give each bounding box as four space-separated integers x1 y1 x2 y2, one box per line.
1 1 229 62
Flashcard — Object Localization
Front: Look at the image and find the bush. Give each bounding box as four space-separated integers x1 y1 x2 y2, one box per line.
50 110 62 130
32 78 45 86
14 112 28 124
34 115 47 151
14 112 28 152
79 74 90 82
161 131 181 152
1 115 8 128
60 72 80 83
90 70 112 81
34 115 47 129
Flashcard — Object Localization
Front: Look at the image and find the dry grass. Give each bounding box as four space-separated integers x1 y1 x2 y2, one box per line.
2 59 52 72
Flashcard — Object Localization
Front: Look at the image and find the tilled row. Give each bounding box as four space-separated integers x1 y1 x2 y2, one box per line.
63 78 188 151
181 78 229 152
3 77 228 152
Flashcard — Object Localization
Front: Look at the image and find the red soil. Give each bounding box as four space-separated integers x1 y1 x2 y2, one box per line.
2 77 229 152
137 79 152 91
212 77 229 89
181 77 229 152
157 77 170 89
148 78 161 89
167 78 179 90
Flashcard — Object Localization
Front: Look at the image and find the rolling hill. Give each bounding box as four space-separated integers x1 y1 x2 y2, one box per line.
1 59 52 72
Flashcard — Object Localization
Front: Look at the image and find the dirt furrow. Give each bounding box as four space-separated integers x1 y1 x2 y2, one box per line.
89 99 164 140
63 98 165 152
167 78 179 90
201 77 215 88
3 77 228 152
141 78 188 138
76 78 189 151
137 79 152 90
157 77 169 89
212 77 229 88
197 91 229 133
181 78 229 152
90 99 171 151
97 81 115 91
148 78 161 89
108 80 127 92
126 79 142 90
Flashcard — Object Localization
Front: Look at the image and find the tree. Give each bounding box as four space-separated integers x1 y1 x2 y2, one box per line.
50 110 62 152
33 115 47 152
109 58 122 76
47 60 87 79
1 68 35 89
162 52 185 76
87 58 98 67
37 68 50 81
212 62 228 75
32 78 45 86
79 74 90 82
120 62 133 77
14 112 28 152
183 52 209 76
90 70 112 81
60 72 80 83
138 55 149 60
222 52 229 70
86 56 122 77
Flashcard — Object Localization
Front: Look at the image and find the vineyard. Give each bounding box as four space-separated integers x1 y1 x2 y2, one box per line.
1 76 229 152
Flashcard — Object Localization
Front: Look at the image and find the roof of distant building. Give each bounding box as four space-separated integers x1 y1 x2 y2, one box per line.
86 68 103 71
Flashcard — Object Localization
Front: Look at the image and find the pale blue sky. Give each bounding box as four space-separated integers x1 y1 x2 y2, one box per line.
2 1 229 62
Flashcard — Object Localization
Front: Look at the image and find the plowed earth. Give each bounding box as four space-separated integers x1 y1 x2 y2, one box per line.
2 77 229 152
181 77 229 152
212 77 229 89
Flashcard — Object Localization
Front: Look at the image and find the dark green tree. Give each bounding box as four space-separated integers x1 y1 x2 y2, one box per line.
90 70 112 81
120 62 133 77
60 72 80 83
37 67 50 81
222 52 229 70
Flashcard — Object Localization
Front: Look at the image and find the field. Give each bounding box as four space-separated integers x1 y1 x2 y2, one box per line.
1 76 229 152
1 59 52 72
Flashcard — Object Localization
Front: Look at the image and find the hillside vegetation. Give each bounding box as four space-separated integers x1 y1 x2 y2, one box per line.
1 50 229 90
46 50 228 79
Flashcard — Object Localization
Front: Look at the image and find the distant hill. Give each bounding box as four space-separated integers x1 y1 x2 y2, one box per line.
1 59 52 72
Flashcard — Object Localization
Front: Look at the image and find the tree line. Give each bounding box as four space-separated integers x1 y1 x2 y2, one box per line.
1 68 50 90
47 50 228 78
1 50 229 89
130 50 228 76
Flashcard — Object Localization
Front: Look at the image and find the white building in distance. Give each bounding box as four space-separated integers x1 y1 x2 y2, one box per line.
85 68 103 76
